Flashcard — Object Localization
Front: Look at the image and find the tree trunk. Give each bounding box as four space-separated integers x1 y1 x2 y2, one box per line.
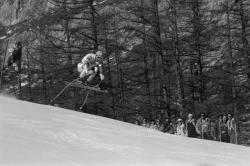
239 0 250 88
114 19 124 110
226 0 237 118
26 48 32 101
0 40 9 90
104 20 116 117
41 54 47 103
151 0 164 110
90 0 98 50
191 0 205 102
63 0 77 109
90 0 99 114
141 0 152 115
170 0 185 117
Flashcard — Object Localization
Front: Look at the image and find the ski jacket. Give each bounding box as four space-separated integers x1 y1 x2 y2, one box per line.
82 53 96 67
78 53 98 77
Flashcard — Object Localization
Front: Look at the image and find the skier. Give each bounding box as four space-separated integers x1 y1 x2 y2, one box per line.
6 41 22 72
77 50 105 87
51 50 106 104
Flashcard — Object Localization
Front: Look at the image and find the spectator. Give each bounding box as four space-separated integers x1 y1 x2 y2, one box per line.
142 119 147 127
215 114 223 141
162 118 175 134
146 121 151 128
162 118 169 133
176 119 186 136
220 115 230 143
150 121 156 130
227 113 237 144
196 113 206 139
155 119 161 131
202 117 211 139
186 114 198 138
209 118 217 140
135 113 143 125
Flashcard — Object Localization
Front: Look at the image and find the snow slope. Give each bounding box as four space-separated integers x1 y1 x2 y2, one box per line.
0 96 250 166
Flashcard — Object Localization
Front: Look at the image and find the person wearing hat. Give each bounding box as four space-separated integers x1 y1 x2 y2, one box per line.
77 50 104 86
176 118 186 136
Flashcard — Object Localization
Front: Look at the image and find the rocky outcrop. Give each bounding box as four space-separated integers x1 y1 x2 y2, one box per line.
0 0 49 26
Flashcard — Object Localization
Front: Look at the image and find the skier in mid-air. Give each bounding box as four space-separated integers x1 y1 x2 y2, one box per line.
77 50 105 88
50 50 107 104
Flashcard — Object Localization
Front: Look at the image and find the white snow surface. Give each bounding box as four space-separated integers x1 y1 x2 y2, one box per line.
0 96 250 166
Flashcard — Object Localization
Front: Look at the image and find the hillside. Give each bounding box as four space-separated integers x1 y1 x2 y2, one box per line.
0 96 250 166
0 0 250 148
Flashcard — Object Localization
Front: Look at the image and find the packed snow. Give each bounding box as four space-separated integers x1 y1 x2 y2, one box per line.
0 96 250 166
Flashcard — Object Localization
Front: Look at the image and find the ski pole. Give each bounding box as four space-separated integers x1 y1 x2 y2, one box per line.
79 90 90 110
50 77 81 103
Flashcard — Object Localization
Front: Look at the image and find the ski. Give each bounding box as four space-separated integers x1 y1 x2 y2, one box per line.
65 81 108 93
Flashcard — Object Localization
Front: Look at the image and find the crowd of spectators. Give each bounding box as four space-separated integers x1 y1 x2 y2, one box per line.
135 113 238 144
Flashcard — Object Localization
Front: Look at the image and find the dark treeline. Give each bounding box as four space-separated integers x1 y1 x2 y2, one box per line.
0 0 249 143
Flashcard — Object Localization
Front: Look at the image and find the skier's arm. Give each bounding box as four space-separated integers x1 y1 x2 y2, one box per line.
79 71 86 78
98 63 105 81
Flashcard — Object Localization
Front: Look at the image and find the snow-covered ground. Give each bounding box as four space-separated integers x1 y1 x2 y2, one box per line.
0 96 250 166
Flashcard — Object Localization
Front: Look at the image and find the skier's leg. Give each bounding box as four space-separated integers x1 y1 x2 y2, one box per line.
99 81 105 90
86 70 97 83
79 64 89 83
